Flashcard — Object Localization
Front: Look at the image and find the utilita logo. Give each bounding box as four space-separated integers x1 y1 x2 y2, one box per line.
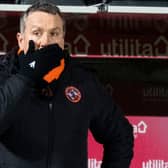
142 160 168 168
88 158 102 168
132 120 148 138
143 87 168 101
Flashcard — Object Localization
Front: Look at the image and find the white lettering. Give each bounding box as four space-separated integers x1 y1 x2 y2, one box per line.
67 35 168 57
142 160 168 168
100 39 155 56
88 158 102 168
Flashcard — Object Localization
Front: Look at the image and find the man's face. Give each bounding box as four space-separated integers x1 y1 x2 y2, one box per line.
17 11 65 53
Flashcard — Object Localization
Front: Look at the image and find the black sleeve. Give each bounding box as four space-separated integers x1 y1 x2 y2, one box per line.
0 55 32 134
89 76 134 168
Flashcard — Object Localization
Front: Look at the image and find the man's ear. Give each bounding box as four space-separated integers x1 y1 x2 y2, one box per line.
16 32 24 50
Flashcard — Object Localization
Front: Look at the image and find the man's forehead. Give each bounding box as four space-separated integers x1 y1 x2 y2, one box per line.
26 11 62 22
25 11 63 28
29 25 62 31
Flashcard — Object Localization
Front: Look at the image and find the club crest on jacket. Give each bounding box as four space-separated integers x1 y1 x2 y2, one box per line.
65 86 81 103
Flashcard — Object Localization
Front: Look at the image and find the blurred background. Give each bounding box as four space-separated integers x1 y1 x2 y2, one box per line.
0 1 168 167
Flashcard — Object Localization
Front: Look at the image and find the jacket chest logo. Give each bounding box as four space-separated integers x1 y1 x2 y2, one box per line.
65 86 81 103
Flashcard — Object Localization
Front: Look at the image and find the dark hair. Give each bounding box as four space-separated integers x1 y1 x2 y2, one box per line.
20 1 65 33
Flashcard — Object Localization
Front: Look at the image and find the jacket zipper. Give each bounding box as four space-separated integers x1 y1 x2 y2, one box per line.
46 102 54 168
49 103 53 111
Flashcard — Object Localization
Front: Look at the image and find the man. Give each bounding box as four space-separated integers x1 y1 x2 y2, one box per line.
0 1 134 168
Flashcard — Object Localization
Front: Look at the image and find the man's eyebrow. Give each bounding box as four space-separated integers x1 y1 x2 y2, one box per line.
51 27 62 31
30 26 62 32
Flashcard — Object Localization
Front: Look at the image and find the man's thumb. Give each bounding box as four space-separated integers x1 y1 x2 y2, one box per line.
27 40 35 54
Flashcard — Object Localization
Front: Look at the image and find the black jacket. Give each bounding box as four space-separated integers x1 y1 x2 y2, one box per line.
0 48 134 168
